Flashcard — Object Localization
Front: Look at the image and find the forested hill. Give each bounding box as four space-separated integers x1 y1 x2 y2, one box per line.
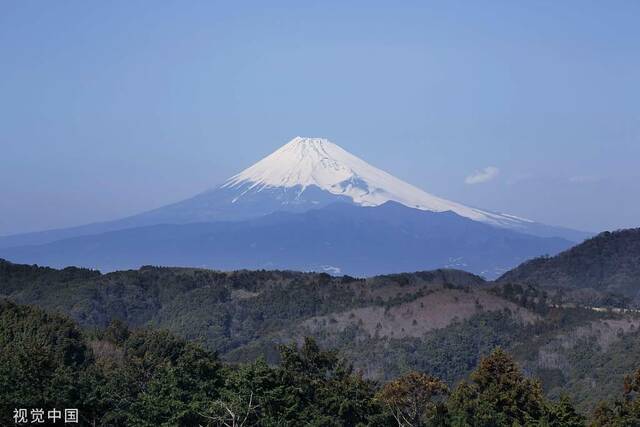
0 259 486 354
498 228 640 300
4 258 640 412
9 299 632 426
3 299 640 425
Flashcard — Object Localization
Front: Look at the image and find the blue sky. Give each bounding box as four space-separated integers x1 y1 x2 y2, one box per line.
1 1 639 235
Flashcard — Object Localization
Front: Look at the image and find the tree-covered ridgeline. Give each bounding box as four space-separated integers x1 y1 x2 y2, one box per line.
498 228 640 301
1 300 639 426
3 258 640 414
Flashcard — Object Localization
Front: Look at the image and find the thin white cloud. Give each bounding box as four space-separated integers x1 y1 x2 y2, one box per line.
506 173 533 186
569 175 601 184
465 166 499 185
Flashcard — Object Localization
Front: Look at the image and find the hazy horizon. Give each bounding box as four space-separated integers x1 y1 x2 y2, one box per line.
2 1 639 235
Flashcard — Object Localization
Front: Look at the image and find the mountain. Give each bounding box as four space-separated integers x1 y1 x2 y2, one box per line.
0 202 573 278
498 228 640 301
0 137 590 249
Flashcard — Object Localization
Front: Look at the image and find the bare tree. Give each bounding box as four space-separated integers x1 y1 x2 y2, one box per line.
199 392 259 427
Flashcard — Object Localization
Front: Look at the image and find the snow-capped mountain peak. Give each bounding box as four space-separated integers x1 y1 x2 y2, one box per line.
223 137 357 191
222 136 529 228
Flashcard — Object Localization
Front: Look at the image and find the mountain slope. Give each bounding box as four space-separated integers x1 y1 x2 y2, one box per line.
0 137 590 249
497 228 640 300
0 202 572 278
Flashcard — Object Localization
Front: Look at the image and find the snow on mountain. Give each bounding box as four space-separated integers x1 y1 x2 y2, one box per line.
222 136 530 229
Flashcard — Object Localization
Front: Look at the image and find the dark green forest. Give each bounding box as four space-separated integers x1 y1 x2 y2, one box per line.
4 227 640 425
2 299 639 426
3 257 640 416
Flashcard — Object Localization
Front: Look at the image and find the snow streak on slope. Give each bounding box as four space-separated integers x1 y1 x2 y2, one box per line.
222 137 531 228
